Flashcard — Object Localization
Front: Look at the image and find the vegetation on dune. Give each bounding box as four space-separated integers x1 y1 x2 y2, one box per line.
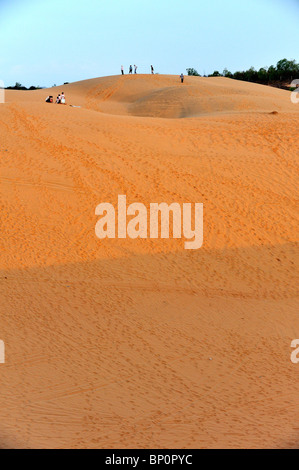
219 59 299 84
5 82 42 90
7 59 299 91
189 58 299 89
186 68 201 76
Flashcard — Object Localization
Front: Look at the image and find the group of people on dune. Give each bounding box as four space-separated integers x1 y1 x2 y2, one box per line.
45 69 185 106
56 92 66 104
45 92 66 104
120 65 184 83
121 65 154 75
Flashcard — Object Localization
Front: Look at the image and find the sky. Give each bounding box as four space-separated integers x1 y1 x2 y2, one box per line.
0 0 298 88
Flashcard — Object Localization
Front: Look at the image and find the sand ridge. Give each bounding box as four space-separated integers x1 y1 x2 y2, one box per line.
5 74 299 118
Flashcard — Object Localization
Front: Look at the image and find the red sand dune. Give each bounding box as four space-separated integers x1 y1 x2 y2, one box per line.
0 75 298 448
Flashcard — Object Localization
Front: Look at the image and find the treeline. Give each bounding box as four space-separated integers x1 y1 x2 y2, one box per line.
187 58 299 88
6 82 69 90
5 82 41 90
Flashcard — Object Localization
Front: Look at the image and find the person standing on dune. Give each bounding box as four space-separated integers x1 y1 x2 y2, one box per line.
121 65 124 75
151 65 154 74
129 65 133 74
134 65 137 74
180 73 184 83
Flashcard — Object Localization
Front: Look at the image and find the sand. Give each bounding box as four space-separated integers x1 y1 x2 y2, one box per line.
0 75 298 448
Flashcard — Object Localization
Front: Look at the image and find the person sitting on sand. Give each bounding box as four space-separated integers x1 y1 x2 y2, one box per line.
45 95 53 103
56 94 61 104
60 92 66 104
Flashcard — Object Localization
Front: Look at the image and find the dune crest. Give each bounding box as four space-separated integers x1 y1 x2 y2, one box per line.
5 74 299 118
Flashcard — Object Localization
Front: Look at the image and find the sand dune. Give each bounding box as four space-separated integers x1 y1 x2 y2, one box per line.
0 75 298 448
5 74 298 118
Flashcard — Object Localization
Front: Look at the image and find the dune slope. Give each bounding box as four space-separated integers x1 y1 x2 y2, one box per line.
0 75 299 448
5 74 298 118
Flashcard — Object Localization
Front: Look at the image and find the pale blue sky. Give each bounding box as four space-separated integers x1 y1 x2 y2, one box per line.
0 0 298 87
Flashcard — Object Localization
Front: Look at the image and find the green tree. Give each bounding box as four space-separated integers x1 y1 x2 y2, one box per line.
257 67 268 84
267 65 277 82
209 71 222 77
218 58 298 86
245 67 258 82
223 68 233 78
186 68 200 76
233 71 246 81
276 58 299 81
